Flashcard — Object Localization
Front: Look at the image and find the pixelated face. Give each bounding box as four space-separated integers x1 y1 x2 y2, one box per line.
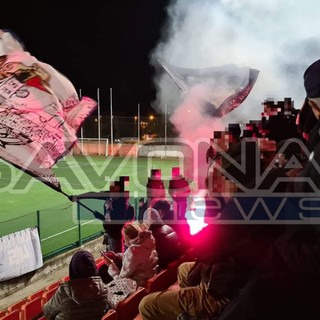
258 138 276 165
274 153 287 168
207 159 239 195
213 131 229 151
262 106 281 117
207 136 278 196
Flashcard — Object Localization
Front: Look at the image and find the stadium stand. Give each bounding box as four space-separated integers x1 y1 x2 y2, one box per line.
116 287 147 320
2 235 195 319
6 299 27 314
60 275 70 282
41 286 59 306
20 296 43 320
101 309 117 320
44 280 60 292
144 269 170 294
1 309 20 320
27 289 46 302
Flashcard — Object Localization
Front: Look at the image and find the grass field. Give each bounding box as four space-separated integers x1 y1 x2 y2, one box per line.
0 154 182 221
0 154 182 257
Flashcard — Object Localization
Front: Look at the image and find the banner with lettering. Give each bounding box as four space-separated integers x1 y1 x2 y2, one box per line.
0 30 97 191
0 227 43 281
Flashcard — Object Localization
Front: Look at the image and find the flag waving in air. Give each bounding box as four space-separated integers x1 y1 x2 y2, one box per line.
159 60 259 118
0 29 97 191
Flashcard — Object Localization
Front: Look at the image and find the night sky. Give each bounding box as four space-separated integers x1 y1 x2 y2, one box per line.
1 1 171 116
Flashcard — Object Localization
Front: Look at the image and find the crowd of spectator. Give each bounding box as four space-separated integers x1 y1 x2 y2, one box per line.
43 60 320 320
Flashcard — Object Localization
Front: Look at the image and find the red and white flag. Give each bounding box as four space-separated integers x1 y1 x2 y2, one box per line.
0 30 97 190
159 60 259 117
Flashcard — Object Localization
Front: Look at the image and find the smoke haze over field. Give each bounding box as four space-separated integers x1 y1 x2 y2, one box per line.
150 0 320 188
151 0 320 123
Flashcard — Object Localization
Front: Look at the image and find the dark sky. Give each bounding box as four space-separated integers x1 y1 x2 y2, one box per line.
1 1 171 116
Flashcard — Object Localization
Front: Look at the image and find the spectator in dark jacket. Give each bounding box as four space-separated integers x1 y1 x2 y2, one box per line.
43 250 109 320
139 133 287 320
138 197 148 223
296 59 320 192
105 197 134 252
142 205 184 270
95 196 134 253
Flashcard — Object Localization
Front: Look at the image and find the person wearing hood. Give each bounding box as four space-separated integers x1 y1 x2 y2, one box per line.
295 59 320 192
103 222 158 287
142 203 184 270
43 250 109 320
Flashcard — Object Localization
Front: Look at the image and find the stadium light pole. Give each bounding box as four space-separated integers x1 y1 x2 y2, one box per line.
138 103 140 148
79 88 84 154
110 88 114 156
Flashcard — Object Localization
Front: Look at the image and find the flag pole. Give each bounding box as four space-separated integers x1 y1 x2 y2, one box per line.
110 88 114 156
164 103 167 158
157 59 184 91
97 88 101 155
80 127 84 155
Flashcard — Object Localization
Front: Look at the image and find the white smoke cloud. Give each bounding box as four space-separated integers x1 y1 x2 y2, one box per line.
151 0 320 122
150 0 320 189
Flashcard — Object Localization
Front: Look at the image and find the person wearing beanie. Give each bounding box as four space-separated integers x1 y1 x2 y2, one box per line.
296 59 320 191
103 222 158 287
43 250 109 320
298 59 320 140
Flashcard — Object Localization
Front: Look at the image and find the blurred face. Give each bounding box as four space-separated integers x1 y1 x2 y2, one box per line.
123 235 130 246
104 200 112 210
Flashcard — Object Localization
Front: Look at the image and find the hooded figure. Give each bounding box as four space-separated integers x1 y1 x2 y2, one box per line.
107 222 158 287
43 250 109 320
142 208 164 229
295 59 320 192
142 207 184 269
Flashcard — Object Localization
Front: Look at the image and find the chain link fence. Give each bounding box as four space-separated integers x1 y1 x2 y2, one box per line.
0 202 110 261
0 114 180 261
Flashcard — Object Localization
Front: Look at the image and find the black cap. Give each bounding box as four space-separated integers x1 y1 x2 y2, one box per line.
299 60 320 134
304 59 320 98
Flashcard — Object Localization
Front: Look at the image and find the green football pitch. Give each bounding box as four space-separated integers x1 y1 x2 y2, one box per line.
0 154 181 222
0 155 182 257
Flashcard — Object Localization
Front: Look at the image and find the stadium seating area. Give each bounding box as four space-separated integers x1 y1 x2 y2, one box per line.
0 276 64 320
0 249 194 320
